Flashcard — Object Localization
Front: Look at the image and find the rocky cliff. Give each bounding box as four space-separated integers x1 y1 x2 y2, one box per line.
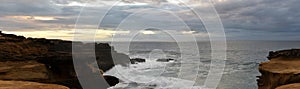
0 31 130 89
257 49 300 89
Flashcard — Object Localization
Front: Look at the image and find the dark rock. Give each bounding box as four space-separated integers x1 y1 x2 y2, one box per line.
267 49 300 60
130 58 146 64
103 75 119 86
156 58 175 62
0 32 127 89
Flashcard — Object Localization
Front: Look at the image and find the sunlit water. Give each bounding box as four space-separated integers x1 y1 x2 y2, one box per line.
105 41 300 89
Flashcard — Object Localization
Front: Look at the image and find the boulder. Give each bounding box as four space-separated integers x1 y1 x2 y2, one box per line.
103 75 119 86
130 58 146 64
156 58 175 62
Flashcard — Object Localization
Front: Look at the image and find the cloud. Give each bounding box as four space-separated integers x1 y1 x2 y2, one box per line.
1 0 300 41
0 0 61 16
4 16 58 21
140 30 156 35
215 0 300 32
182 31 196 34
144 28 161 31
0 0 80 31
3 29 131 41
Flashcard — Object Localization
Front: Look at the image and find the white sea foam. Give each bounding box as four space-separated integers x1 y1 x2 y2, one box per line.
105 62 204 89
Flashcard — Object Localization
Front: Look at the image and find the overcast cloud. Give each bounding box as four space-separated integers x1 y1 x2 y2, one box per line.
0 0 299 41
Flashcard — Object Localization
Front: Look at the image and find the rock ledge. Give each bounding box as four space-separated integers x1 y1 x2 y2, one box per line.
0 80 69 89
258 49 300 89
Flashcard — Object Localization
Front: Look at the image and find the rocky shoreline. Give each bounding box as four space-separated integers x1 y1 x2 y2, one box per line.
258 49 300 89
0 31 130 89
2 31 300 89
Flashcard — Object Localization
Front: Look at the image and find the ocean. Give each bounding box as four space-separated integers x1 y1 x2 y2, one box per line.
104 41 300 89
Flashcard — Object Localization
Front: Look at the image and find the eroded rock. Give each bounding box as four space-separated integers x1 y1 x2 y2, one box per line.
258 49 300 89
0 80 69 89
156 58 175 62
103 75 120 86
0 61 47 81
0 32 127 89
130 58 146 64
267 49 300 60
276 83 300 89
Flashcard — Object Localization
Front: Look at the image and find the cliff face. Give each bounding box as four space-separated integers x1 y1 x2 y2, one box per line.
257 49 300 89
0 31 130 89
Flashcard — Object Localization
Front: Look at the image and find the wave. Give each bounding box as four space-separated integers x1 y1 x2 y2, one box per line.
105 62 203 89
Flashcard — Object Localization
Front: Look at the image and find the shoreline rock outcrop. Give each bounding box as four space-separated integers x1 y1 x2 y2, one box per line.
156 58 175 62
275 83 300 89
258 49 300 89
130 58 146 64
0 31 129 89
0 80 70 89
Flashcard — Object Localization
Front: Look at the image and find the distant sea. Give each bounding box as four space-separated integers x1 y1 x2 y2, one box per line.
105 41 300 89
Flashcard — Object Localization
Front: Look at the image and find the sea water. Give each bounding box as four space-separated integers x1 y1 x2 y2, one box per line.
105 41 300 89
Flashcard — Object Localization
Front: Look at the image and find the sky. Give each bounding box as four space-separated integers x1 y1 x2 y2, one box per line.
0 0 299 41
